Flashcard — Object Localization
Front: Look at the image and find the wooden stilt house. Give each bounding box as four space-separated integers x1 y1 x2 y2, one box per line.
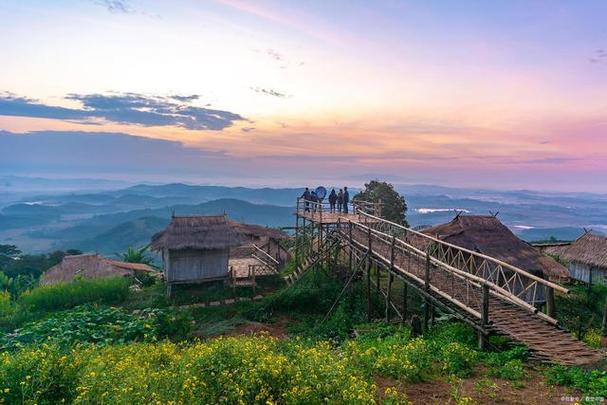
151 215 247 297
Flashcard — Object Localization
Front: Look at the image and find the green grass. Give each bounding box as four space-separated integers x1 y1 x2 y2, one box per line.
18 277 130 312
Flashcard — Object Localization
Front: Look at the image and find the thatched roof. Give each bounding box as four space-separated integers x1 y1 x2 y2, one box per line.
422 215 569 279
557 232 607 269
151 215 249 251
227 220 289 240
41 254 156 285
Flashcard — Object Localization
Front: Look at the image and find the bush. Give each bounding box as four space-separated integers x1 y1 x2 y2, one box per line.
0 337 378 404
0 290 12 320
345 330 432 382
546 365 607 397
0 305 188 350
18 277 130 312
440 342 477 377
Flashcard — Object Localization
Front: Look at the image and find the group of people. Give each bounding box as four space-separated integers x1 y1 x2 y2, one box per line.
301 186 350 214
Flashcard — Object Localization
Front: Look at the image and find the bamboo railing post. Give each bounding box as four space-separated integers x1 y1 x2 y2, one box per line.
349 221 353 270
295 209 299 269
386 272 393 322
424 248 431 331
386 236 396 322
546 286 555 318
602 298 607 338
402 280 408 324
479 283 489 350
366 225 373 321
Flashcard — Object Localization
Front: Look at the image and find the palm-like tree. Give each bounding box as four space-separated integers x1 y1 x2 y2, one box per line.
119 245 154 265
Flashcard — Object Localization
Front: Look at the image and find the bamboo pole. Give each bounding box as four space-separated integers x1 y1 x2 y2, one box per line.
402 280 408 324
546 287 555 318
479 283 489 350
602 298 607 338
366 225 373 322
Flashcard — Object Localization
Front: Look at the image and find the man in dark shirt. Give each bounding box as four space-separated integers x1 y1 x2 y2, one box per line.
343 187 350 214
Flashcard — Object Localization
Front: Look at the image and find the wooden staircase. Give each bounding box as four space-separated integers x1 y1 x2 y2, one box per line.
284 235 338 286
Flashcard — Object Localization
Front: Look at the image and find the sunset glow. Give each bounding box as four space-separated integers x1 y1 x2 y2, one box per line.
1 0 606 190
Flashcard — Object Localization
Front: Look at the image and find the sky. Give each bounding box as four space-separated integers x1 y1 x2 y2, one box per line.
0 0 606 191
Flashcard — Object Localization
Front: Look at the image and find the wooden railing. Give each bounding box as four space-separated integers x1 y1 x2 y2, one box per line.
341 209 568 324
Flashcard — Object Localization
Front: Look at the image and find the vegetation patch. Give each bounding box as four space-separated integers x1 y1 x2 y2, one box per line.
0 305 193 350
0 337 380 404
18 277 130 312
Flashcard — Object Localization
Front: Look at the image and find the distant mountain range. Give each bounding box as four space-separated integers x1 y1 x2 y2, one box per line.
1 179 606 255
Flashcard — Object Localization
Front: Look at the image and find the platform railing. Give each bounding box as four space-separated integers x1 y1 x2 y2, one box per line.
296 197 382 219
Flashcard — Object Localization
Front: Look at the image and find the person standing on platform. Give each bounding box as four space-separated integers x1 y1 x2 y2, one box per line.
310 190 318 212
328 188 337 213
343 187 350 214
337 189 344 213
302 187 311 212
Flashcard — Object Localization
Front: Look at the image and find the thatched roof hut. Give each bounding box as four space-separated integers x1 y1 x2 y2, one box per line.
150 215 248 251
556 232 607 270
422 215 569 280
41 254 156 285
151 215 289 295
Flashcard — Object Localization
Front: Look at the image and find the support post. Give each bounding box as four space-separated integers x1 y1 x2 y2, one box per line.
401 280 408 324
386 236 396 322
478 283 489 350
602 298 607 338
348 221 353 271
546 287 555 318
386 272 393 322
366 226 373 322
423 248 431 331
295 213 299 269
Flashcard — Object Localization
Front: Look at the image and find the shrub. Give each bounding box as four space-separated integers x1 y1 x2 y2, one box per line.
546 365 607 397
0 290 12 320
345 332 432 382
440 342 477 377
18 277 130 312
583 328 602 348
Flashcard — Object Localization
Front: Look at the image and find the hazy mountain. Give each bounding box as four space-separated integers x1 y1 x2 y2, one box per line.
2 178 607 254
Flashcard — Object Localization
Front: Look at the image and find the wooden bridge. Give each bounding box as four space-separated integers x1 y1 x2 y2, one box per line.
294 198 604 366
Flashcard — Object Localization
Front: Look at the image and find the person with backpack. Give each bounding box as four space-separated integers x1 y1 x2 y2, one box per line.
301 187 311 212
328 188 337 213
337 189 344 213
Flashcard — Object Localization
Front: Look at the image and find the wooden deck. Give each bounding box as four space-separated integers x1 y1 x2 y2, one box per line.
296 210 380 224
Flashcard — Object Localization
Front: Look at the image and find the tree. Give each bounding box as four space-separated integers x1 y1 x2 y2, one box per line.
354 180 409 226
119 245 154 265
0 244 21 268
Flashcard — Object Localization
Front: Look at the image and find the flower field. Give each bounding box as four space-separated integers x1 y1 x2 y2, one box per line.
0 323 538 404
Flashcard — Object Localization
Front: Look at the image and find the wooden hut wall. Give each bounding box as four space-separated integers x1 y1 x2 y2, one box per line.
167 248 229 282
569 261 607 285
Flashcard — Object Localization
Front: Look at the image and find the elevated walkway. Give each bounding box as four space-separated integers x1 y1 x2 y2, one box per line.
295 199 604 366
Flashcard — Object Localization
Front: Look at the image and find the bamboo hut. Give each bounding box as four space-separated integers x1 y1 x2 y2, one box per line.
151 215 247 295
41 253 156 285
422 215 569 304
551 232 607 285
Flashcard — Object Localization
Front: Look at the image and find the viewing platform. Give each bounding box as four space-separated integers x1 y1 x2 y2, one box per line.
295 197 382 224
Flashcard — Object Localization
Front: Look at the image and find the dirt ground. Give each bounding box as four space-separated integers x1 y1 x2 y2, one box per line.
222 318 289 338
376 370 581 405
